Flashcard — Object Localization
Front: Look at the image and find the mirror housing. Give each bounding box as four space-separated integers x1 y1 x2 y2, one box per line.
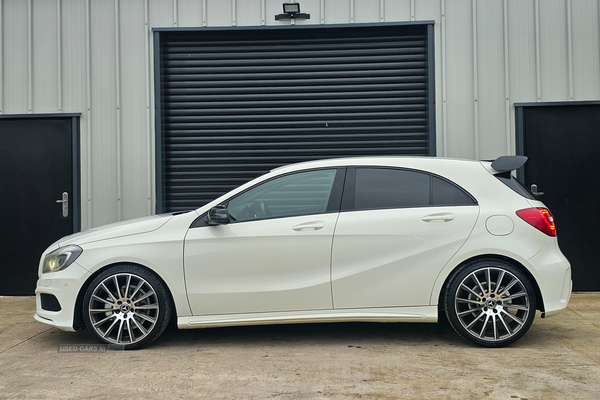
207 205 230 225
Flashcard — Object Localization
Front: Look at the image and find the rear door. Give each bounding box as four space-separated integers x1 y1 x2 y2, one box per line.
331 167 479 308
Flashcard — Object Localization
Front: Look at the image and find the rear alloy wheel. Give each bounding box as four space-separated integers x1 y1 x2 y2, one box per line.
83 265 171 350
445 260 536 347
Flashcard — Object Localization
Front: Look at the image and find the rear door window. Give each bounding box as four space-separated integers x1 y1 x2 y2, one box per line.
354 168 430 210
351 167 476 211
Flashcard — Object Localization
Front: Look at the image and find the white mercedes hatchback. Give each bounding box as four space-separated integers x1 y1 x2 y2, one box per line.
35 156 571 349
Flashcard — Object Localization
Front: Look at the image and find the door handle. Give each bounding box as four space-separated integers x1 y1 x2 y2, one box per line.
56 192 69 217
531 184 544 196
292 221 325 231
422 213 455 222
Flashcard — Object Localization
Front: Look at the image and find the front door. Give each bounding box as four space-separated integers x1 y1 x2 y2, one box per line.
518 103 600 291
0 116 80 295
184 168 343 315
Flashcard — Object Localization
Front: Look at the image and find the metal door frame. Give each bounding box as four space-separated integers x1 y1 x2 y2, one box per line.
0 113 81 232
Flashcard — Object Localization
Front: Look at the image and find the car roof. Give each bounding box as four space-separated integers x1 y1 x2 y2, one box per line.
270 156 488 173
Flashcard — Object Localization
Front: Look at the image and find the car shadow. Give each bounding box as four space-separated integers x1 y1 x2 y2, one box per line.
156 321 464 349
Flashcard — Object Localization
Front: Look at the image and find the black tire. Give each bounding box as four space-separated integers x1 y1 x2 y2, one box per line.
444 259 536 347
82 264 172 350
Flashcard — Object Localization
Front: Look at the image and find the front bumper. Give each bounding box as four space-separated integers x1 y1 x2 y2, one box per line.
528 237 572 318
35 261 91 332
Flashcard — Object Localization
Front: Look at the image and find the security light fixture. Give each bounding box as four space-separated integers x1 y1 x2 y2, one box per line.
275 2 310 20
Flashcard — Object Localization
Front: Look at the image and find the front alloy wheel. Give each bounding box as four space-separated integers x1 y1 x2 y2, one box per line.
83 265 171 350
445 260 536 347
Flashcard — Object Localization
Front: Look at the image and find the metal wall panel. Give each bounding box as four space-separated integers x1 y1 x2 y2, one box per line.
571 0 600 100
2 0 28 113
90 0 118 226
445 0 475 159
32 0 58 113
507 0 537 103
539 0 569 101
207 0 231 26
476 0 507 160
237 0 262 26
120 0 151 220
0 0 599 228
354 0 380 23
177 0 203 27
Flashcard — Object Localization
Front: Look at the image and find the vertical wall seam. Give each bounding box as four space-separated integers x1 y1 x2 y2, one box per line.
566 0 573 100
173 0 178 27
503 0 511 154
441 0 448 156
115 0 122 221
350 0 354 23
379 0 384 22
27 0 32 113
86 0 92 227
232 0 236 26
472 0 479 160
261 0 265 25
534 0 541 101
0 0 3 114
57 0 62 112
145 0 152 214
202 0 207 26
320 0 324 24
410 0 415 21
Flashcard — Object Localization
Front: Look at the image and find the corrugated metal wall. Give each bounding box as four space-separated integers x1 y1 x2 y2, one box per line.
1 0 599 229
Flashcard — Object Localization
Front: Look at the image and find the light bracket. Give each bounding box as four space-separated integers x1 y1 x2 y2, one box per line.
275 2 310 20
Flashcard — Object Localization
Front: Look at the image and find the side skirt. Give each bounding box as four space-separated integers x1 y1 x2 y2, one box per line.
177 306 437 329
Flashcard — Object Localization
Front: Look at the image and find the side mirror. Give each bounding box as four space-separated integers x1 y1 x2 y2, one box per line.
207 205 230 225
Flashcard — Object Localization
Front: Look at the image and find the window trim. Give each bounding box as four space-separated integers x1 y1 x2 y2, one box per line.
341 166 477 212
192 167 347 228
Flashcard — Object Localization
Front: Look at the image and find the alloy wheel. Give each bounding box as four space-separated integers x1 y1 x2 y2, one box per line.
454 267 532 342
87 273 160 345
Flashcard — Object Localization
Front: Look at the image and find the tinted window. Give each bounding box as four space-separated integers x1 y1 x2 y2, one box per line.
495 172 535 199
354 168 430 210
432 176 476 205
228 169 337 222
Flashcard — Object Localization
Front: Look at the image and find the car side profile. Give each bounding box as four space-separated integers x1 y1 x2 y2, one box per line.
35 156 572 349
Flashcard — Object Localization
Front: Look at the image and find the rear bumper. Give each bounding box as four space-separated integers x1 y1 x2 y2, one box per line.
528 237 571 317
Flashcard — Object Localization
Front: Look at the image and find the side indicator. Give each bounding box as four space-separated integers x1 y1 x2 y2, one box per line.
516 208 556 237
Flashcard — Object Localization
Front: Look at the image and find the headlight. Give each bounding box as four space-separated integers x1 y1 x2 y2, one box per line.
43 245 83 274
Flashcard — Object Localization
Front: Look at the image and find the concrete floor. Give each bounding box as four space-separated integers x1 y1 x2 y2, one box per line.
0 294 599 399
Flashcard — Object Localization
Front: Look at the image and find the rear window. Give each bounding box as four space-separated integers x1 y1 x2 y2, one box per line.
495 172 534 199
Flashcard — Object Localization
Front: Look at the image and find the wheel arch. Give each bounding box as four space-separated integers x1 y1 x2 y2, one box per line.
73 261 177 331
436 254 545 318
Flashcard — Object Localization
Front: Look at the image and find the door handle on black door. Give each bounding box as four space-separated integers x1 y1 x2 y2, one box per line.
56 192 69 217
531 184 544 196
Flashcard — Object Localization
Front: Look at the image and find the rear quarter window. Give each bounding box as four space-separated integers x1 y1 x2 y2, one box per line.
495 172 534 199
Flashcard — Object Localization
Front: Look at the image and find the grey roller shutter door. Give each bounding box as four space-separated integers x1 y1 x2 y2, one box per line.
156 23 434 212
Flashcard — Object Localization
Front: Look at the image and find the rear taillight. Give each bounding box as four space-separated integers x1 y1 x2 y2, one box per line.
516 207 556 236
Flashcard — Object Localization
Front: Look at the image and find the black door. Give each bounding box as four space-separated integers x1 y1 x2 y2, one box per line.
517 103 600 291
0 115 80 295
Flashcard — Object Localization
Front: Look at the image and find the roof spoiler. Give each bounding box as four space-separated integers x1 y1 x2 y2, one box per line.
490 155 528 173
